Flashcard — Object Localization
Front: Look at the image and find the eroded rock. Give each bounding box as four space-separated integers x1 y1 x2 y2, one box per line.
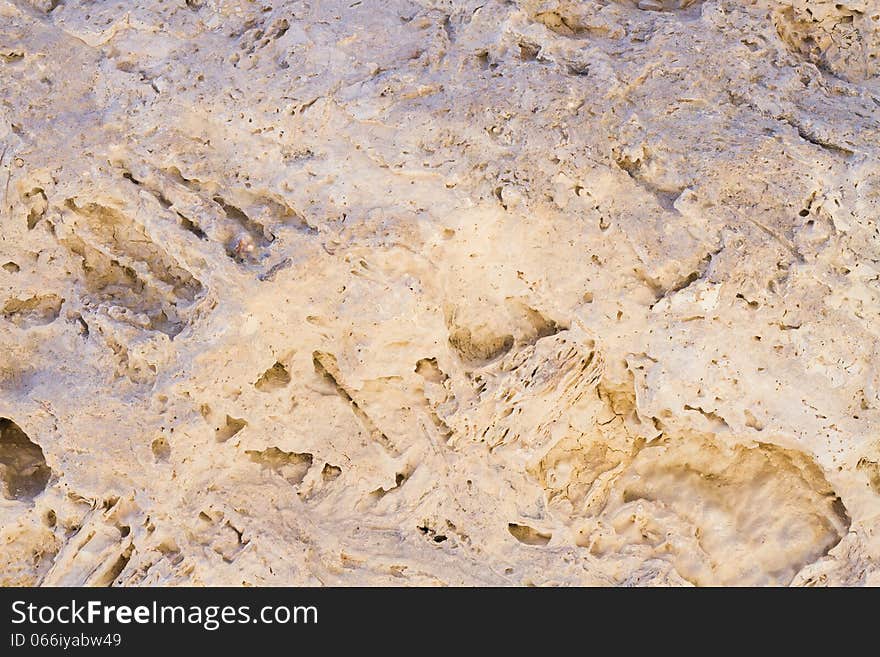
1 0 879 586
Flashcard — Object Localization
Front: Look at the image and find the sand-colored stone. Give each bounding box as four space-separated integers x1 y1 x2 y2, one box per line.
1 0 879 586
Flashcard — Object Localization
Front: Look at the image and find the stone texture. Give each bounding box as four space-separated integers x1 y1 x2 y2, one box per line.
0 0 879 586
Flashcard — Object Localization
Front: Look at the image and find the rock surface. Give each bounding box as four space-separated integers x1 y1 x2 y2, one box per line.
1 0 879 586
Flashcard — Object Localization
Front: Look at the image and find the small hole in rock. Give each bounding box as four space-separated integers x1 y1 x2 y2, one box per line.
0 418 51 501
508 523 551 546
216 415 247 442
254 361 291 392
322 463 342 481
151 437 171 461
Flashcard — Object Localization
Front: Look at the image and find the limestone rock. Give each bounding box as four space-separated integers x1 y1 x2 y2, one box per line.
1 0 879 586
